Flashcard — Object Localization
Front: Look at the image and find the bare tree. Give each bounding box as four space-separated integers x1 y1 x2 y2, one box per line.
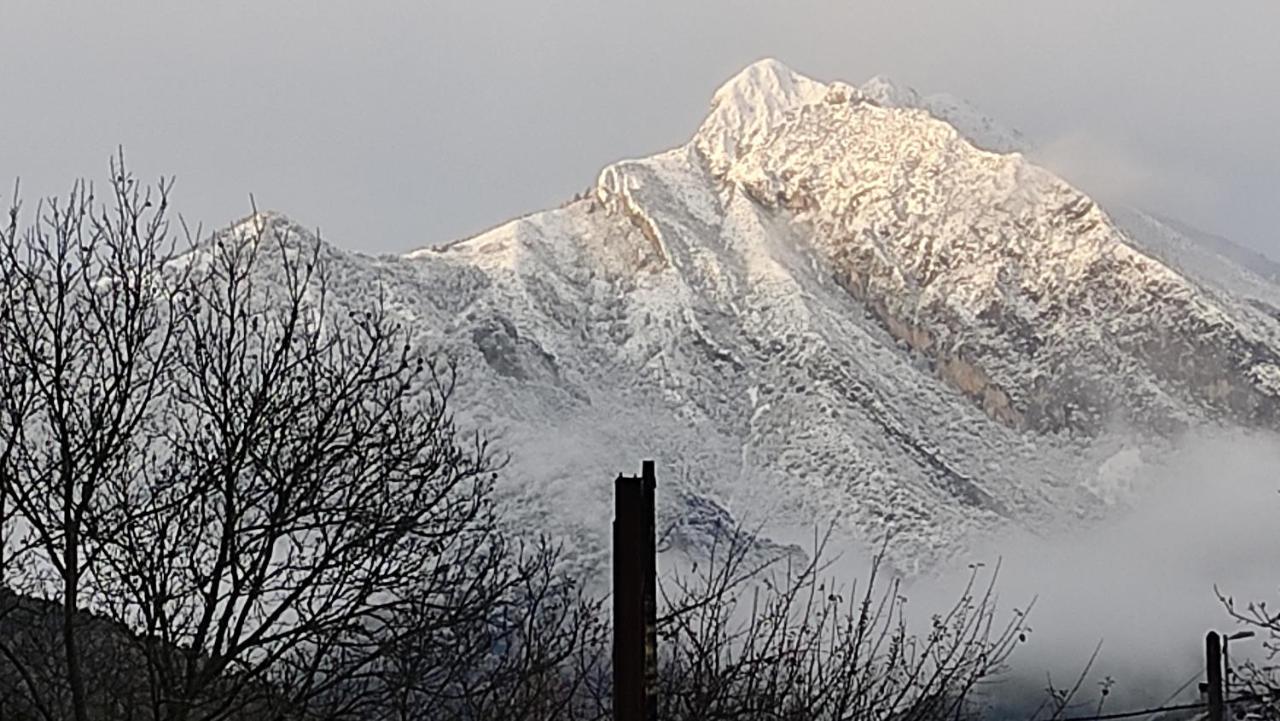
0 161 552 721
89 209 503 721
0 161 187 721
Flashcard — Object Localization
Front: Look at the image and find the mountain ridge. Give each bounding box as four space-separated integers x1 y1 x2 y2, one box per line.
218 59 1280 575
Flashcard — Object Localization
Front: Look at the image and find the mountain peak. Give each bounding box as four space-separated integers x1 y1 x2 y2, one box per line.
698 59 828 168
711 58 806 99
695 60 1030 172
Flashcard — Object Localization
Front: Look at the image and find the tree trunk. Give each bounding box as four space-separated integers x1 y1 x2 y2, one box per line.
62 524 88 721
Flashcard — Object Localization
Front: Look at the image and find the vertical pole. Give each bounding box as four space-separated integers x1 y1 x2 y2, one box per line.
614 462 657 721
614 474 643 721
641 461 657 721
1207 631 1224 721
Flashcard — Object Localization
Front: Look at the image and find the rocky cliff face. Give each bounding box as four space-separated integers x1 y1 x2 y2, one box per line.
229 59 1280 575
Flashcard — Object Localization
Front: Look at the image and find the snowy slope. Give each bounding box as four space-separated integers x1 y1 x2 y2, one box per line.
857 73 1031 154
230 60 1280 576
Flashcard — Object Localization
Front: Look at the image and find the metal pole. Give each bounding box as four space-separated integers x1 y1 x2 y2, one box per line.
614 474 643 721
1207 631 1224 721
641 461 657 721
614 462 657 721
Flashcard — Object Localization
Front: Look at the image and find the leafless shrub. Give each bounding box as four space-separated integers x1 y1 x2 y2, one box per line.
652 524 1031 721
359 537 610 721
1219 589 1280 718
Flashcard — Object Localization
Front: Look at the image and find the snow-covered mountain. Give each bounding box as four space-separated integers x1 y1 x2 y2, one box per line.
232 59 1280 575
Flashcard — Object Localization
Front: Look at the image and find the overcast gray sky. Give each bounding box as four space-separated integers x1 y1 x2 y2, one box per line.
1 1 1276 256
